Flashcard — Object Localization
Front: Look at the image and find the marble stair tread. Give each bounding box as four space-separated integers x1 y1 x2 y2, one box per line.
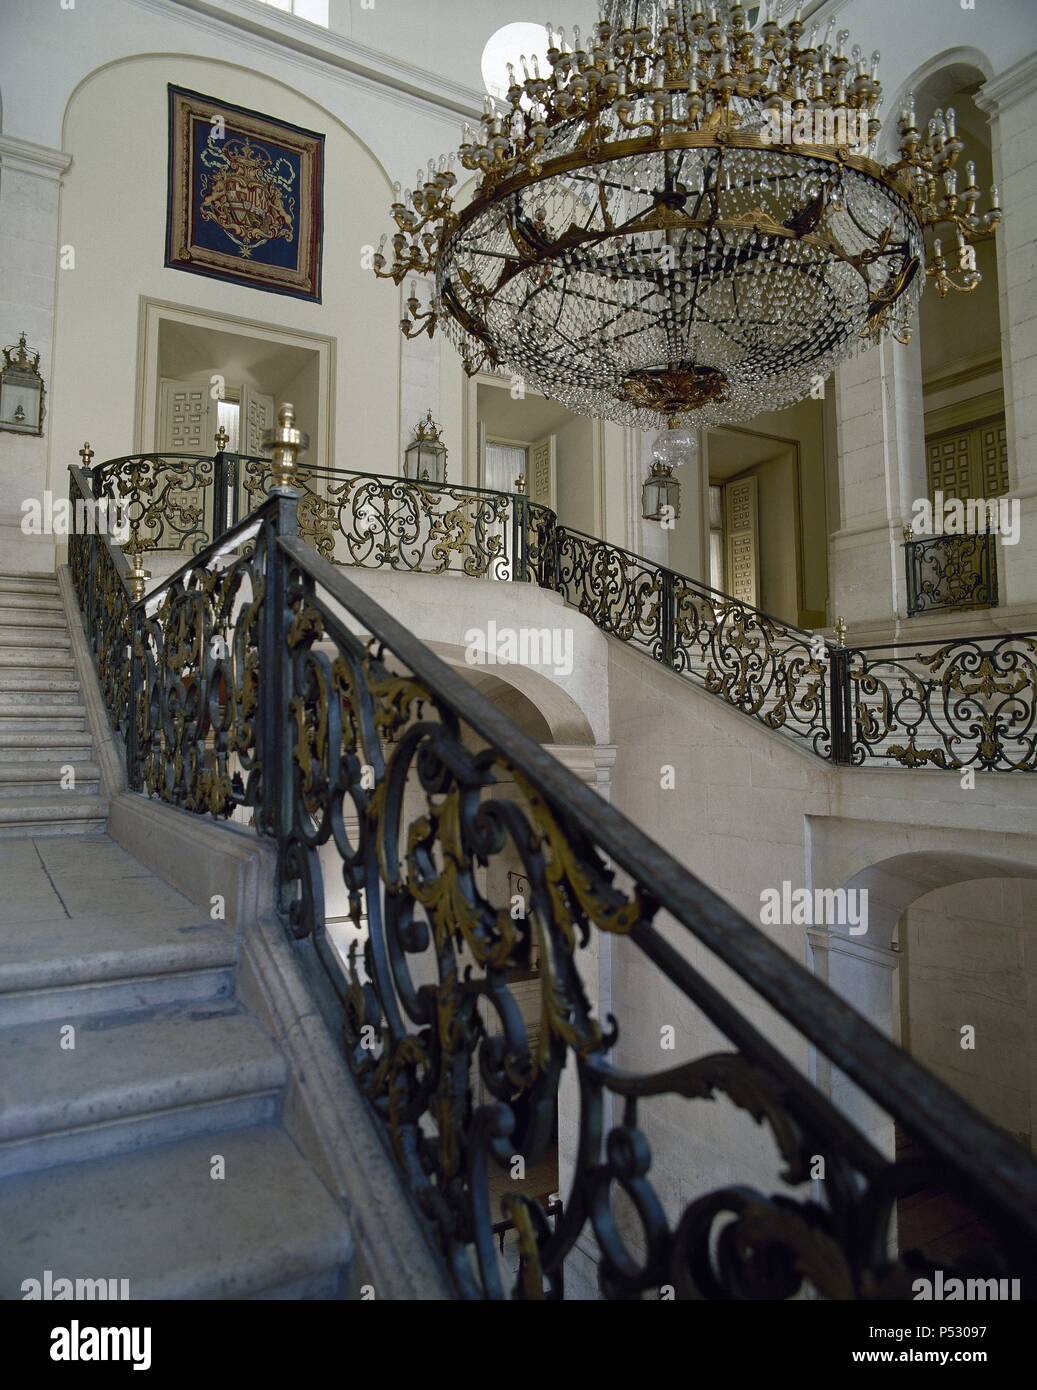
0 732 94 757
0 674 80 692
0 761 101 789
0 592 64 611
0 689 82 706
0 714 88 733
0 574 59 592
0 910 234 992
0 1005 286 1147
0 705 86 721
0 649 75 668
0 631 70 650
0 609 67 629
0 1126 352 1300
0 796 108 831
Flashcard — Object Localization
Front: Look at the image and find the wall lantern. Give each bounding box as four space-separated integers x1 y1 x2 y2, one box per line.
404 410 448 484
642 425 695 522
0 333 45 436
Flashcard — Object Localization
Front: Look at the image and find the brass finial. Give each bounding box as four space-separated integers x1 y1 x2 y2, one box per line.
834 616 848 647
129 547 151 603
262 401 309 491
514 475 527 494
79 441 94 468
215 425 230 453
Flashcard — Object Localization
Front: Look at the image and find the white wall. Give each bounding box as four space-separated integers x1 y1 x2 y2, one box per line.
904 879 1037 1149
554 414 596 536
51 55 397 491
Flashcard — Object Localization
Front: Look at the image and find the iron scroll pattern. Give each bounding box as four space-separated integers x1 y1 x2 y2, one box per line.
273 541 1037 1300
93 453 214 554
241 459 527 580
68 488 1037 1299
88 451 1037 771
130 519 269 823
847 635 1037 772
69 468 133 732
904 533 998 617
550 528 833 757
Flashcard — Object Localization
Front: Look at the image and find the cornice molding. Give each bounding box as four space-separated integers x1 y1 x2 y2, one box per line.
976 52 1037 116
806 927 898 970
922 357 1002 397
0 135 72 183
152 0 485 123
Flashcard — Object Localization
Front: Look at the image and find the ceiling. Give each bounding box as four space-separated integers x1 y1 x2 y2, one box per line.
478 382 577 442
707 427 789 479
157 321 317 386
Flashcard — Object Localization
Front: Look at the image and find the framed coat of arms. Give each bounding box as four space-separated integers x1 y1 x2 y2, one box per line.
165 86 324 302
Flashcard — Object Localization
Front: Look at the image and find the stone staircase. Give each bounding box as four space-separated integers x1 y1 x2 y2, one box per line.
0 833 354 1299
0 828 353 1295
0 572 106 837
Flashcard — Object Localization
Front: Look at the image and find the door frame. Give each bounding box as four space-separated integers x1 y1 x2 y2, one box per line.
465 369 604 530
135 296 336 471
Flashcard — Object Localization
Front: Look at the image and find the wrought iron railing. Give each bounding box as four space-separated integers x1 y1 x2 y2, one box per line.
88 448 1037 772
847 634 1037 771
549 527 838 760
904 531 999 617
68 465 1037 1300
91 446 553 581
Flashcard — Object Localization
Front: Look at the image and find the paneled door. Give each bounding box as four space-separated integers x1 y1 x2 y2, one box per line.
724 474 759 609
156 379 219 549
235 387 274 524
925 415 1009 503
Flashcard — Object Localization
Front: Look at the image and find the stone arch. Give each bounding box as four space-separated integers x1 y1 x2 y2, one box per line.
59 52 394 193
50 51 401 499
878 46 995 161
808 840 1037 1154
838 848 1037 952
431 642 598 747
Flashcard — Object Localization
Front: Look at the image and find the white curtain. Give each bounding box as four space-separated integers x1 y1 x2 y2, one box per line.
709 484 725 592
484 443 527 493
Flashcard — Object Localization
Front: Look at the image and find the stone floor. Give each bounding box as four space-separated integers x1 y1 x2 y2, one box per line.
0 831 355 1299
0 833 201 934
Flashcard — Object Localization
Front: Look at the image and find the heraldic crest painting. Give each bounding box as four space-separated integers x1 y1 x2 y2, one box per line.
165 85 324 302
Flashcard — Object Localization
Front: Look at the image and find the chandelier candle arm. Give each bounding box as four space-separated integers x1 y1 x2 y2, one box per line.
372 0 1003 431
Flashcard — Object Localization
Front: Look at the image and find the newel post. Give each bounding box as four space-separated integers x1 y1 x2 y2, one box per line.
213 425 230 541
261 404 304 848
829 616 854 766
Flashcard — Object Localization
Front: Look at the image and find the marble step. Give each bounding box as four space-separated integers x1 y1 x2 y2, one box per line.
0 795 107 837
0 608 67 630
0 1004 286 1178
0 732 94 760
0 592 64 612
0 650 76 673
0 908 235 1027
0 1125 353 1299
0 628 70 650
0 761 100 795
0 685 81 704
0 707 87 732
0 575 59 596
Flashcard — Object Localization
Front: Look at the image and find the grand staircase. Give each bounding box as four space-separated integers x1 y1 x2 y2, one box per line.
0 567 355 1299
0 830 354 1299
0 572 106 837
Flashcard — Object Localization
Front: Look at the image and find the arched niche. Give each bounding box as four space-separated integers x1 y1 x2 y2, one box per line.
51 54 400 497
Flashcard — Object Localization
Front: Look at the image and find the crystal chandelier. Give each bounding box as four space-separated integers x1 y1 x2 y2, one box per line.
373 0 1002 431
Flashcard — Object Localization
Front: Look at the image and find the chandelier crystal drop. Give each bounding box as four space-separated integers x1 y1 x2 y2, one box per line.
373 0 1002 431
652 422 697 468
